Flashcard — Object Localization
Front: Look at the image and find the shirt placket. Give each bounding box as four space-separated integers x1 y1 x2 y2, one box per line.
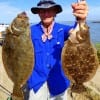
45 40 52 69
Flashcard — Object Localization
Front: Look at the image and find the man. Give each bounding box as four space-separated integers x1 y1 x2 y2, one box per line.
25 0 88 100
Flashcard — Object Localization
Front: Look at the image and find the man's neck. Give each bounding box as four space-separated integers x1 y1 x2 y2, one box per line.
41 21 53 28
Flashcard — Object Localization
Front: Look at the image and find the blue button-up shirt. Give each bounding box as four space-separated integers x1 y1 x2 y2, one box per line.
27 22 73 96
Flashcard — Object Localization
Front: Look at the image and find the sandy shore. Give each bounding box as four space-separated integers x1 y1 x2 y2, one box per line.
0 46 100 100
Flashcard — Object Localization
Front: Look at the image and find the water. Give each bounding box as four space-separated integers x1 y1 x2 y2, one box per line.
59 21 100 43
88 22 100 43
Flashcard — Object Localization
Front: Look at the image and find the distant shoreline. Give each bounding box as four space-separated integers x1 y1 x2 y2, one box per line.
92 21 100 23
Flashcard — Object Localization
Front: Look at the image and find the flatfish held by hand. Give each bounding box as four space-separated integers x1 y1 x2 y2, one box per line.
61 22 99 93
2 12 34 100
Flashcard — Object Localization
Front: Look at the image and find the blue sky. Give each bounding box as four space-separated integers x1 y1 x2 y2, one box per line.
0 0 100 24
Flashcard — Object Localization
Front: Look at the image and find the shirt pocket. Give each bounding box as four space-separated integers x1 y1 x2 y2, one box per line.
56 30 64 47
33 39 43 53
33 39 43 67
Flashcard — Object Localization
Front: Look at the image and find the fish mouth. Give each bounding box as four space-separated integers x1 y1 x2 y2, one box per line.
12 24 24 32
8 22 27 35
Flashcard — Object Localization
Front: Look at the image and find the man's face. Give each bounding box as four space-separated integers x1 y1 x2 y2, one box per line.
38 8 56 26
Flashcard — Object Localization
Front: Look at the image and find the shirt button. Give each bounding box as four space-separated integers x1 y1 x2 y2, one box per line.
47 64 51 69
46 52 50 56
57 41 60 44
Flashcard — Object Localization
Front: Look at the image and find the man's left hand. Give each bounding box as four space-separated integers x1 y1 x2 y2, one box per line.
71 0 88 21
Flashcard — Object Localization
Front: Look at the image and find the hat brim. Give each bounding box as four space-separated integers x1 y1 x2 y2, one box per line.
31 4 62 14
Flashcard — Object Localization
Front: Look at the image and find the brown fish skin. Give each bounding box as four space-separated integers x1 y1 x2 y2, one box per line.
2 12 34 100
61 22 99 93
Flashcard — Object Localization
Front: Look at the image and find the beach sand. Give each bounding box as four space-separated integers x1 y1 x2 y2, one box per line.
0 46 100 100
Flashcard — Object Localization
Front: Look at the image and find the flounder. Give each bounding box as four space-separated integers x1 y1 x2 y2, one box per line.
61 22 99 93
2 12 34 100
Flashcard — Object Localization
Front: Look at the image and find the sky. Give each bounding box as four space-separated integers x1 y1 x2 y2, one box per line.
0 0 100 24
